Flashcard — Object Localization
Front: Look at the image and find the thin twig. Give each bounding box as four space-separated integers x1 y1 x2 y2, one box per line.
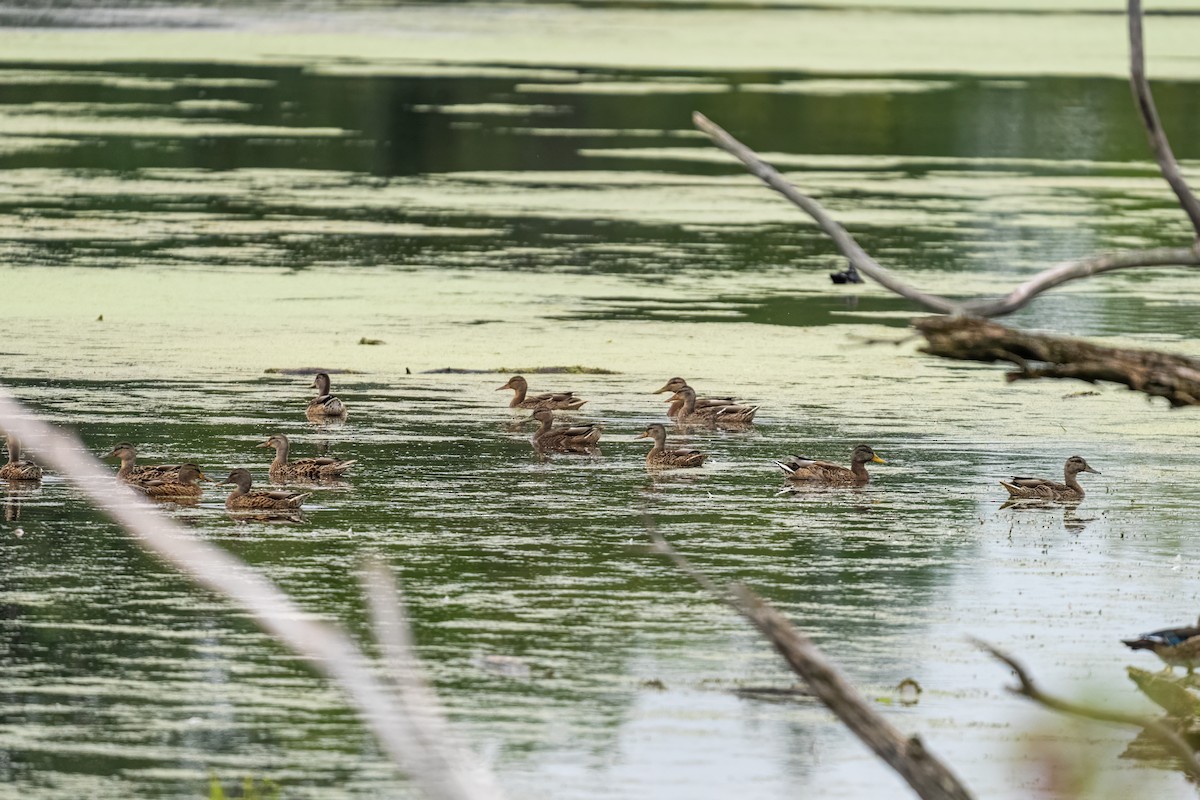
0 389 505 800
692 113 1200 318
972 638 1200 780
650 529 974 800
1128 0 1200 240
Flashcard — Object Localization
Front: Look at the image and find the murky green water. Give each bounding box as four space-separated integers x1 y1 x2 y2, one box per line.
3 3 1200 798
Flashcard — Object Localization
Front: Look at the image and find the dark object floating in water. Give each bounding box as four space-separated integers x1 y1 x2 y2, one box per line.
830 262 864 284
1063 390 1101 399
732 684 813 700
96 314 103 322
263 367 363 375
358 337 385 346
423 365 619 375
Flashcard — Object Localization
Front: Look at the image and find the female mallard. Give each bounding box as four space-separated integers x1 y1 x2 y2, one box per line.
531 408 601 453
104 443 180 487
775 444 885 487
307 372 348 420
135 463 208 500
1 435 42 482
636 424 706 469
670 386 758 426
1000 456 1100 502
498 375 587 411
220 468 310 511
655 377 740 418
1124 617 1200 675
258 433 357 480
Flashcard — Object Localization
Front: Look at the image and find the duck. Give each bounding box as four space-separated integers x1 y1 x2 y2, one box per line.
498 375 587 411
307 372 348 420
104 443 180 487
670 385 758 426
775 444 885 487
1000 456 1100 502
1 435 42 482
1123 617 1200 675
636 424 706 468
220 468 310 511
530 408 601 453
654 377 741 418
258 433 357 481
134 463 208 500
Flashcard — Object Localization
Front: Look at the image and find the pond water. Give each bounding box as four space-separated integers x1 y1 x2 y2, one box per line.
3 2 1200 799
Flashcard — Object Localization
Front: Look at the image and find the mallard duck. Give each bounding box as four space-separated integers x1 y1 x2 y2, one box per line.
1 435 42 482
498 375 587 411
258 433 357 480
654 377 740 417
220 468 310 511
670 386 758 426
775 444 885 487
1000 456 1100 502
530 408 601 453
307 372 348 420
1124 617 1200 675
135 463 208 500
636 424 706 468
104 443 180 487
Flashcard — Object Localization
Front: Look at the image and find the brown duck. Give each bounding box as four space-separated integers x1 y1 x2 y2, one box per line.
775 444 885 487
498 375 587 411
1000 456 1100 502
220 468 310 511
258 434 357 481
530 408 601 453
1 435 42 482
670 386 758 426
636 424 706 468
307 372 348 420
104 443 180 487
655 377 742 417
135 463 208 500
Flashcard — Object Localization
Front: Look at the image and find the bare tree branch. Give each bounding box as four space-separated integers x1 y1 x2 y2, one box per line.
1128 0 1200 240
914 315 1200 406
0 388 506 800
973 638 1200 780
692 112 1200 319
649 530 974 800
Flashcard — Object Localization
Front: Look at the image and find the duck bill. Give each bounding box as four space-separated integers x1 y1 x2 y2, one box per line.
871 454 886 464
653 384 672 394
102 448 120 459
495 384 510 391
634 432 650 440
1084 466 1101 474
256 440 273 448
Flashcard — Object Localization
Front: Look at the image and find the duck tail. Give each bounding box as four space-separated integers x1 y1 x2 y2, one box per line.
773 460 795 476
1122 638 1155 651
999 481 1020 496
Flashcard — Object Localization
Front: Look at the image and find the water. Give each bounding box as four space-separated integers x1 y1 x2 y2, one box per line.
3 3 1200 798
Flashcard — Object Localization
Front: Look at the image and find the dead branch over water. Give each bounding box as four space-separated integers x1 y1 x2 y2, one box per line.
974 639 1200 781
916 316 1200 407
0 389 505 800
1128 0 1200 240
693 2 1200 403
650 531 974 800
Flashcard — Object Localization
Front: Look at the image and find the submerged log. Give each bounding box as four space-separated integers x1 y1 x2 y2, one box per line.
914 316 1200 407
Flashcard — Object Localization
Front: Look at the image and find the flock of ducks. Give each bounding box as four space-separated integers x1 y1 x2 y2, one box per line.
6 370 1192 675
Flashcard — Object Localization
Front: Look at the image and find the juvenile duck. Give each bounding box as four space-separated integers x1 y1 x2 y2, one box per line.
258 433 357 481
104 443 180 486
670 386 758 426
498 375 587 411
1 435 42 482
1123 617 1200 675
654 377 740 417
636 424 706 469
775 444 885 487
220 468 310 511
531 408 601 453
1000 456 1100 502
307 372 348 420
135 463 208 500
